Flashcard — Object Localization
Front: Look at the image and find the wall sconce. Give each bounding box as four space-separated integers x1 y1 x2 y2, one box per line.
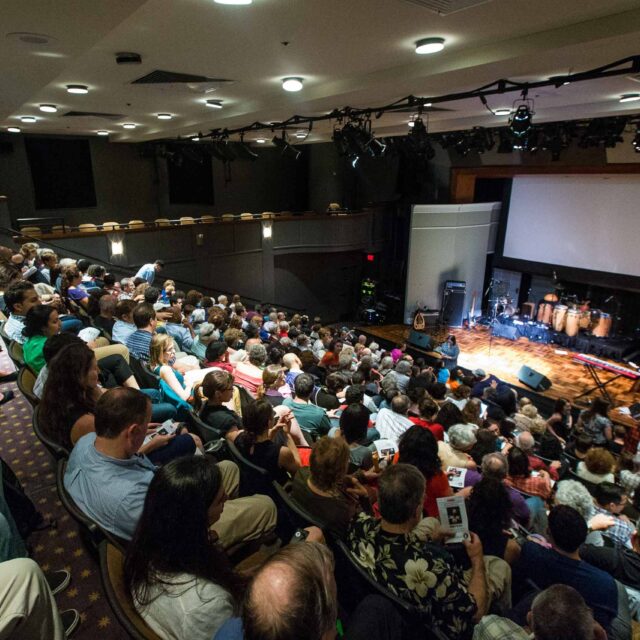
262 222 272 239
111 240 124 256
108 232 126 263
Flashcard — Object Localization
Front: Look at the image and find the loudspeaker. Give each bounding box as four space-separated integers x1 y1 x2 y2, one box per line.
518 365 552 391
441 288 465 328
408 330 432 350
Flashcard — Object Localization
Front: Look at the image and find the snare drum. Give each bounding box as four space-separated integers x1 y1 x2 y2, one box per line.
537 302 554 325
565 309 580 337
592 312 612 338
552 304 568 331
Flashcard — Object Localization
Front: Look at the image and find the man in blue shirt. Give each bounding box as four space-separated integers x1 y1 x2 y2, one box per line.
125 303 157 363
134 259 164 285
64 388 276 546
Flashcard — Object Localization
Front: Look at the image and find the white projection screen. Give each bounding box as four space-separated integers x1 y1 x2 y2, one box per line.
503 175 640 277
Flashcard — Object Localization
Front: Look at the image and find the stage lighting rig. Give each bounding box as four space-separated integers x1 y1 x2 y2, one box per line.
509 103 534 138
407 116 435 159
272 132 302 160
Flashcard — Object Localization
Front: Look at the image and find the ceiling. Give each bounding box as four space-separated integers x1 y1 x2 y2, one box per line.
3 0 640 145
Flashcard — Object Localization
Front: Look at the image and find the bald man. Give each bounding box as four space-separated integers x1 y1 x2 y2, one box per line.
515 431 561 480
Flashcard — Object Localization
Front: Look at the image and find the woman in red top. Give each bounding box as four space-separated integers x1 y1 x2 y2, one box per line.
319 338 343 370
408 397 445 442
396 425 452 517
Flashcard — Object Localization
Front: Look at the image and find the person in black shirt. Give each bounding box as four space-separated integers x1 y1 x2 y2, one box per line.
198 370 242 437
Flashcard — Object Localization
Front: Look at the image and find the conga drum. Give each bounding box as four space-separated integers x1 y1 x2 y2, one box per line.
592 312 612 338
537 302 554 324
565 309 580 337
578 310 591 330
552 304 568 331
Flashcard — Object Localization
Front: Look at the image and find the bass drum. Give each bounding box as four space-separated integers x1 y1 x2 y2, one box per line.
537 302 554 325
592 312 612 338
552 305 568 332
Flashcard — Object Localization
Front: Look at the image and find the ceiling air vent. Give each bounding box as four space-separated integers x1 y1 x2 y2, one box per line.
63 111 124 120
132 69 233 84
401 0 494 16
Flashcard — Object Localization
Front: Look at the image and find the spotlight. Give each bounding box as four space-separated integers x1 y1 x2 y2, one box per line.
236 138 259 160
20 116 36 123
66 84 89 94
415 37 445 55
39 104 57 113
509 104 534 138
205 100 223 109
157 113 173 120
214 140 237 162
272 133 301 159
407 117 435 160
541 124 569 161
282 77 303 92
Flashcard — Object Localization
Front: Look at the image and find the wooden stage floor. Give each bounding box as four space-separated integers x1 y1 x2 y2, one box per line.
359 324 640 408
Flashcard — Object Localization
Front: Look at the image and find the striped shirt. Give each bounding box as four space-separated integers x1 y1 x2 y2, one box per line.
126 329 153 363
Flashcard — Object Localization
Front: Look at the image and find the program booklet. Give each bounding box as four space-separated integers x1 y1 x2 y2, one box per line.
437 495 470 544
446 466 467 489
142 419 179 447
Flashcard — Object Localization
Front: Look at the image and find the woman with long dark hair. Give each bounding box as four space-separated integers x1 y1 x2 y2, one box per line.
124 456 243 640
22 304 61 373
577 398 612 445
60 267 88 310
396 425 452 517
234 399 300 483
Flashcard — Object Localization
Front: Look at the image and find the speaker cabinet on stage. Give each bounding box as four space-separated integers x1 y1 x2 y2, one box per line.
518 365 552 392
441 281 466 328
408 330 432 350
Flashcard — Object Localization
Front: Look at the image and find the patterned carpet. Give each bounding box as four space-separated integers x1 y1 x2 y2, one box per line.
0 348 129 639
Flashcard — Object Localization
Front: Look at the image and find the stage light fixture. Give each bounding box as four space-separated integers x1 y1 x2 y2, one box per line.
39 104 57 113
236 136 259 160
407 117 435 160
66 84 89 94
415 37 445 55
282 77 303 92
509 104 534 138
272 133 301 160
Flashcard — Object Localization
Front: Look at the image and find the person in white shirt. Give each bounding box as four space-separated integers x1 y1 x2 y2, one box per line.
374 394 413 444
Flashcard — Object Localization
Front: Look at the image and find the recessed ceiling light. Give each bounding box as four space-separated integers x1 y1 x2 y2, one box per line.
295 131 307 139
7 127 21 133
415 37 445 55
620 93 640 103
256 138 267 144
423 102 433 107
157 113 172 120
408 120 415 128
66 84 89 94
192 136 200 142
205 100 223 109
20 116 36 123
494 108 512 116
122 123 136 129
39 104 57 113
214 0 252 4
282 77 303 92
96 130 109 136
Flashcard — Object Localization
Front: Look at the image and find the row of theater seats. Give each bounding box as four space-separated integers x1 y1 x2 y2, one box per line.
19 210 310 236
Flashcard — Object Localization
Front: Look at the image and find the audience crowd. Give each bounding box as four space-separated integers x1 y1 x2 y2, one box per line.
0 242 638 639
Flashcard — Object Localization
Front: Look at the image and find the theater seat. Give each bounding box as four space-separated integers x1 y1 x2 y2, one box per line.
261 212 274 219
154 218 171 227
102 221 120 231
51 225 65 233
240 212 254 220
179 216 195 225
128 219 145 229
222 214 234 221
201 215 214 223
78 223 97 232
20 226 41 237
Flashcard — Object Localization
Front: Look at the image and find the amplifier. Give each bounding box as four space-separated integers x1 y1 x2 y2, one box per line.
444 280 466 291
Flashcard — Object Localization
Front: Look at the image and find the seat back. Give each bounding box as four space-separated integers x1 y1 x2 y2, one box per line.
99 542 162 640
185 410 225 444
17 366 39 407
271 480 326 530
78 223 97 232
568 469 600 496
129 356 160 389
201 215 215 224
179 216 195 225
101 221 120 231
234 384 254 417
128 220 145 229
226 438 272 497
300 428 316 447
7 340 24 367
20 226 41 237
32 405 70 460
154 218 171 227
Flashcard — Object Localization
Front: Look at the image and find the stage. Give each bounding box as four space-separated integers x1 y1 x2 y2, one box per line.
358 324 640 410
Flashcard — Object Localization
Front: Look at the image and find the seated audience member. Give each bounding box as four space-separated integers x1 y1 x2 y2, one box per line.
60 267 89 309
470 369 501 399
283 373 331 437
593 483 635 548
577 447 616 485
447 383 471 410
408 397 444 441
234 344 268 395
204 341 234 373
164 305 195 351
3 280 42 343
438 423 478 470
257 365 289 406
126 303 157 363
349 464 487 638
315 372 347 410
64 388 276 544
392 360 412 393
397 425 451 517
190 322 217 360
505 446 552 500
566 433 594 467
434 360 450 385
319 338 343 370
339 403 375 470
514 505 618 634
375 394 413 443
234 399 300 483
198 370 243 437
435 401 465 431
515 431 561 480
461 397 483 428
473 584 607 640
93 294 115 336
545 397 573 442
22 304 61 373
468 478 520 564
291 436 370 538
618 452 640 496
428 381 448 405
610 425 626 456
577 398 613 446
125 456 243 640
112 299 137 345
282 352 303 389
470 428 499 467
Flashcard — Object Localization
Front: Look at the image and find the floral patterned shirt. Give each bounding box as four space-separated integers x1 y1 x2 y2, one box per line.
348 513 476 638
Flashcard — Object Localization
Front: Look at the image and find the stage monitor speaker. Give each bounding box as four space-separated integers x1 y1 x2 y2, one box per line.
441 288 465 328
518 365 552 392
408 330 432 350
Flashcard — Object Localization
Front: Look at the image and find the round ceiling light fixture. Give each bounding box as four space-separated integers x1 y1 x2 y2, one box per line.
157 113 173 120
96 130 109 136
214 0 252 4
494 108 512 116
39 104 58 113
122 123 137 129
619 93 640 103
20 116 36 123
295 131 307 139
66 84 89 94
205 99 223 109
7 127 21 133
282 77 303 92
415 37 445 55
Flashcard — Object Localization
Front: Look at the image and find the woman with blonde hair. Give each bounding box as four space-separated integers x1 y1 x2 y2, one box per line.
257 364 290 407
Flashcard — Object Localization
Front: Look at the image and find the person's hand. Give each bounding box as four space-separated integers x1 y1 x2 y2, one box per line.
588 513 615 531
490 379 498 389
304 526 325 544
431 527 454 544
326 409 339 418
550 460 562 470
345 476 369 499
463 532 484 563
182 317 192 327
267 422 283 440
140 432 175 453
276 411 293 435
